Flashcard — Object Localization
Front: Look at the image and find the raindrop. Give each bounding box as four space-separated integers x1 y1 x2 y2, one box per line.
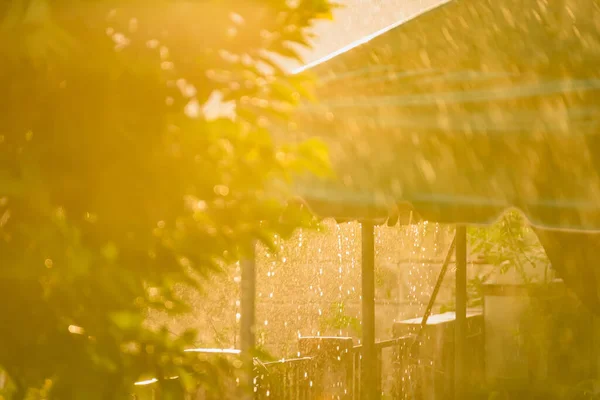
161 61 174 70
184 98 200 118
146 39 159 49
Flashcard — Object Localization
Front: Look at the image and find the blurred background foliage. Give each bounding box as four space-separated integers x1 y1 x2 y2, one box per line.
0 0 335 398
466 211 552 308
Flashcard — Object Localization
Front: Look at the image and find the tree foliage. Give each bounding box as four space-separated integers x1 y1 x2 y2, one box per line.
0 0 334 398
469 211 551 282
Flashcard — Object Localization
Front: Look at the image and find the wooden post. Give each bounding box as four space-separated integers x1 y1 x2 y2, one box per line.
240 242 256 399
454 226 467 400
361 222 378 400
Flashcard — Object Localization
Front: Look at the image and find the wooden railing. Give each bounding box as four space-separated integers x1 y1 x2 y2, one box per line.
255 335 415 400
255 357 315 400
350 335 415 399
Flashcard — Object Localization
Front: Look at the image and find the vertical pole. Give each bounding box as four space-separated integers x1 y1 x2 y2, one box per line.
593 315 600 381
240 242 256 399
454 226 467 400
361 222 378 400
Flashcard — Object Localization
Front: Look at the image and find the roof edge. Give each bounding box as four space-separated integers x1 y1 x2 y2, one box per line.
292 0 451 75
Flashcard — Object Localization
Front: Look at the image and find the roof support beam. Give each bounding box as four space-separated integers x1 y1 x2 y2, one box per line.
240 242 257 399
361 222 379 400
454 225 468 400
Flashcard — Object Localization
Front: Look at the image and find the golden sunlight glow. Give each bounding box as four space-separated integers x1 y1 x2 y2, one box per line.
134 378 158 386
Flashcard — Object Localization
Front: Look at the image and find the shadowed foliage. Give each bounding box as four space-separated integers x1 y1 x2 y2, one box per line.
0 0 334 398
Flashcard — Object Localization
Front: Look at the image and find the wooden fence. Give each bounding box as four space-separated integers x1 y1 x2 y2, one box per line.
131 313 484 399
